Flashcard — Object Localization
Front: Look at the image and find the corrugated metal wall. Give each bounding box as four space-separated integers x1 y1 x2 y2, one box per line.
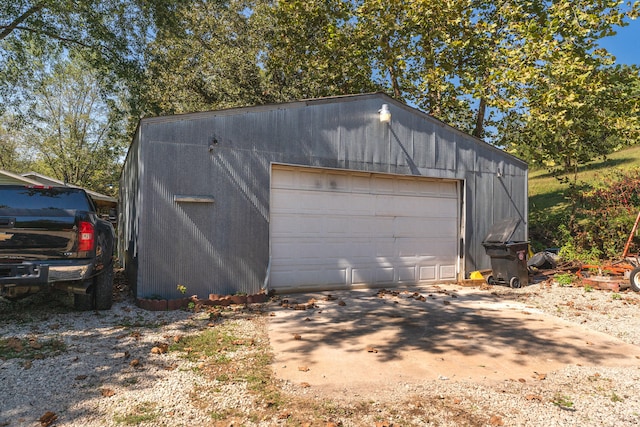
119 93 528 299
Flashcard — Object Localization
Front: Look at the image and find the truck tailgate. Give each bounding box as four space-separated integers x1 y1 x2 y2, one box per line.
0 209 77 259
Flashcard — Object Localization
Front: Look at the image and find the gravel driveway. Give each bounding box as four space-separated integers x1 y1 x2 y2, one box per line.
1 275 640 426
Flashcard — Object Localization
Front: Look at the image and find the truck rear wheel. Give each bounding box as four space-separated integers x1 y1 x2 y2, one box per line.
94 261 114 310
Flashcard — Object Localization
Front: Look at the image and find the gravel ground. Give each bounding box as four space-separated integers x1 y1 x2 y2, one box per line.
1 276 640 427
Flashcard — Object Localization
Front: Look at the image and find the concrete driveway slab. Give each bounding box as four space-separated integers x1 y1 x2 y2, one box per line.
267 285 640 399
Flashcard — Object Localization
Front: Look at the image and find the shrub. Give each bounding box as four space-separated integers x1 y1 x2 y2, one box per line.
561 168 640 260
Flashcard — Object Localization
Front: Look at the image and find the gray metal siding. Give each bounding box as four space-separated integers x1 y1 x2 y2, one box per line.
120 93 527 299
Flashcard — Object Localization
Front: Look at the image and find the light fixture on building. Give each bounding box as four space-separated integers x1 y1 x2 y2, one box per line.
379 104 391 123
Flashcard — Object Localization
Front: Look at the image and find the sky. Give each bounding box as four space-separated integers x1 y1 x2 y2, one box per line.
598 18 640 66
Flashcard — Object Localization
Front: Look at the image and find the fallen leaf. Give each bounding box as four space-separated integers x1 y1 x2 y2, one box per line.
489 415 504 426
129 358 141 367
525 394 543 401
101 388 115 397
536 373 547 380
7 337 23 352
518 378 526 383
337 300 346 306
366 346 379 353
300 382 311 388
151 343 168 354
38 411 57 427
278 412 291 419
298 366 310 372
23 360 32 370
293 334 302 340
75 375 88 380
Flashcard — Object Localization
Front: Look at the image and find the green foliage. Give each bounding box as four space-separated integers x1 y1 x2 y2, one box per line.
529 146 640 263
561 168 640 260
552 393 574 408
11 54 126 193
554 273 575 287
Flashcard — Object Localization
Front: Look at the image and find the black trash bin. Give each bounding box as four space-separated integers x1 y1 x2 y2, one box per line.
482 218 529 288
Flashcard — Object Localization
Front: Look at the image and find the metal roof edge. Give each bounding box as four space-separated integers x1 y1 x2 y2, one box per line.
135 92 527 168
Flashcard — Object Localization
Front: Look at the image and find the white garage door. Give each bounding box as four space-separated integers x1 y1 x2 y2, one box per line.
269 165 460 291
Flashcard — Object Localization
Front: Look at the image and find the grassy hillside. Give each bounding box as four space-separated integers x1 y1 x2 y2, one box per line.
529 144 640 208
528 144 640 249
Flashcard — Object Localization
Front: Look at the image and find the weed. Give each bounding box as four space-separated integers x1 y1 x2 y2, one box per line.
122 377 138 387
611 392 624 403
554 273 574 287
170 329 238 362
584 285 594 293
0 336 66 360
552 394 574 408
612 293 622 300
113 402 159 425
215 373 230 382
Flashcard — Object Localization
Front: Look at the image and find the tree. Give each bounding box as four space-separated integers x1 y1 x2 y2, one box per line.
19 55 126 194
487 0 640 174
260 0 380 102
0 1 188 118
140 0 268 114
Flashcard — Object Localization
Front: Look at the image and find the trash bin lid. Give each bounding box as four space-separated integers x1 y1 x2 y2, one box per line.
483 217 521 244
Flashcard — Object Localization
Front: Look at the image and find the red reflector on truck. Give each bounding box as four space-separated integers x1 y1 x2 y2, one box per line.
78 221 95 251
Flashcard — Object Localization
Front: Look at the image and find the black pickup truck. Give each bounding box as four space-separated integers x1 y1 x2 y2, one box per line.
0 185 115 310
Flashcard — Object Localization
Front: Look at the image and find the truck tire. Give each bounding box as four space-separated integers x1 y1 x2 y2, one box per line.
74 290 93 311
73 233 114 311
94 261 114 310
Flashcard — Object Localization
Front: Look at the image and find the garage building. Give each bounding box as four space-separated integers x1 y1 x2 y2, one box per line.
119 93 527 300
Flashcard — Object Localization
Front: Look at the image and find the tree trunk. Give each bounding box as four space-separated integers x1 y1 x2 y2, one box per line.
473 97 486 138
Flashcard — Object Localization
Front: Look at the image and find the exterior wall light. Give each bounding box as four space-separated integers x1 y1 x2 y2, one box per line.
379 104 391 123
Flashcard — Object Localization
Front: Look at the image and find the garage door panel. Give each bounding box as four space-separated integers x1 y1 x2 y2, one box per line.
352 268 374 284
397 266 417 282
270 167 460 291
375 267 395 283
440 265 457 279
419 266 436 280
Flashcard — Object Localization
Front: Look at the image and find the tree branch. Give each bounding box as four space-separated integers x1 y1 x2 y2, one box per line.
0 3 46 41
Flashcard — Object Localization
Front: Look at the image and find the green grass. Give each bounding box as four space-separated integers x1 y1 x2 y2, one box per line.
113 402 159 425
0 336 66 360
528 144 640 249
529 145 640 207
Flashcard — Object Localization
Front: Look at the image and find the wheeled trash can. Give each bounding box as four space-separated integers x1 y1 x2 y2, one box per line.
482 218 529 288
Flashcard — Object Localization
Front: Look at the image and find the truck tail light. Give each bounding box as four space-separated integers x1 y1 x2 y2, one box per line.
78 221 95 251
